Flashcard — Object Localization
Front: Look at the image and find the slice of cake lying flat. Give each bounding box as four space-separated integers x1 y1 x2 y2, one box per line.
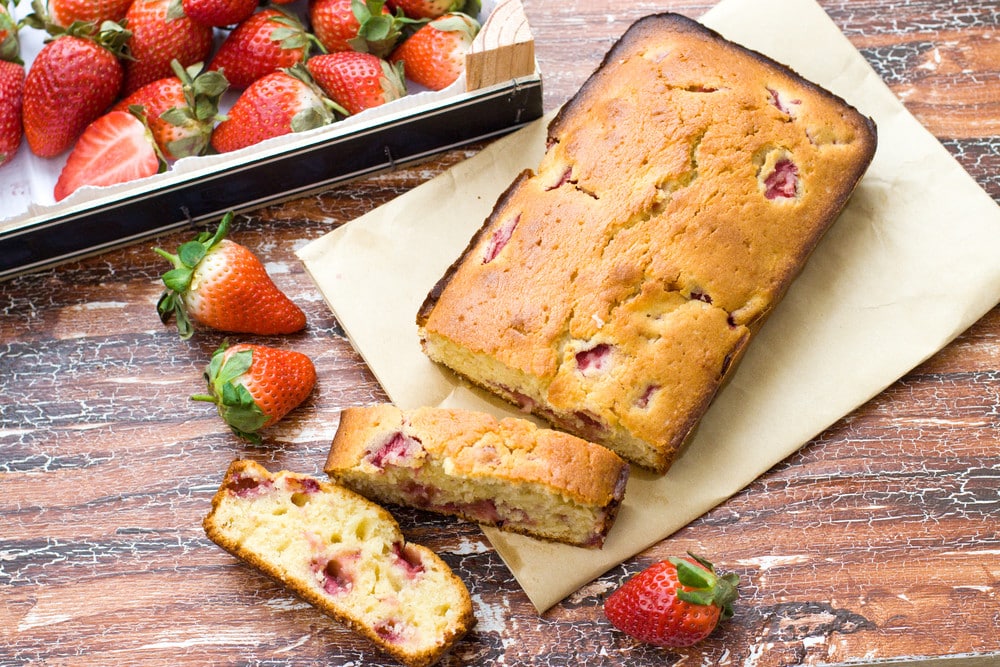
203 459 474 667
325 404 630 548
417 12 877 473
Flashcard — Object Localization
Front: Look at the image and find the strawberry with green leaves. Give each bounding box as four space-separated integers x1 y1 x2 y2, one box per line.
389 12 478 91
210 65 343 153
114 59 228 160
21 3 131 157
47 0 135 27
154 212 307 338
307 51 405 115
387 0 479 21
0 0 20 64
309 0 412 59
181 0 256 28
193 341 317 443
123 0 214 94
53 109 163 200
207 8 314 89
604 553 739 648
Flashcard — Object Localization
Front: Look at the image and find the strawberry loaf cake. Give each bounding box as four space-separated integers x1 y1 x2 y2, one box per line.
203 459 474 667
417 13 878 472
325 404 630 548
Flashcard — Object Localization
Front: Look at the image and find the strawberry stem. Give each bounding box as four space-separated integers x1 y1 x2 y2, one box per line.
669 552 739 620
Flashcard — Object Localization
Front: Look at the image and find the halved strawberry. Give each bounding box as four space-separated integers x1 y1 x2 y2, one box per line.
53 109 164 201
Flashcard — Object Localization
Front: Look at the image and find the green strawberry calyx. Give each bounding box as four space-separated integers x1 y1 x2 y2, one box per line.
153 211 233 339
669 552 740 620
192 341 268 444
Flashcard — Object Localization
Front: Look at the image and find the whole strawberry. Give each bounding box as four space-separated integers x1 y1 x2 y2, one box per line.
207 8 313 90
0 60 23 167
181 0 256 28
21 5 131 157
48 0 135 27
154 212 307 338
388 0 478 20
53 109 163 200
389 12 478 91
309 0 410 58
123 0 214 94
114 59 228 160
210 65 341 153
192 341 317 443
307 51 405 115
604 553 739 648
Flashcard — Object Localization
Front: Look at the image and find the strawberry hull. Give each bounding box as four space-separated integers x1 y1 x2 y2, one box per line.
0 0 541 280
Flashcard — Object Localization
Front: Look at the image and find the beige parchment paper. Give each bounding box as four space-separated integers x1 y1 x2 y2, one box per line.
298 0 1000 612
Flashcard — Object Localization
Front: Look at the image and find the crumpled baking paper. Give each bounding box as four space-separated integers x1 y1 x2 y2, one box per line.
298 0 1000 612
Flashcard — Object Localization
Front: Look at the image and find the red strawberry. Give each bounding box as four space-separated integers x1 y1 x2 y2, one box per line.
387 0 478 20
309 0 410 58
192 341 317 443
21 10 131 157
389 12 478 91
48 0 135 27
154 212 307 338
53 109 163 201
306 51 405 115
114 59 228 160
0 59 24 167
207 8 313 90
123 0 214 94
181 0 256 28
210 65 340 153
604 553 739 648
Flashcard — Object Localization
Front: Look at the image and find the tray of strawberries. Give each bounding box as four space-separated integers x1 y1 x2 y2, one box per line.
0 0 541 280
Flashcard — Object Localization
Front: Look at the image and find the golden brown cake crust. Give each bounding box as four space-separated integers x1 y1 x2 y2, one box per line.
326 405 630 548
417 12 877 473
203 460 475 667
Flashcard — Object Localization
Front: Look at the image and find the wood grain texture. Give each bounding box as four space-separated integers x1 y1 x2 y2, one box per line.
2 1 999 666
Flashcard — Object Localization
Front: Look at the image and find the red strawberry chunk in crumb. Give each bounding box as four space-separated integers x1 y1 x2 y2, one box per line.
375 619 409 644
392 542 425 578
636 384 659 409
767 87 801 117
365 432 424 469
482 215 520 263
576 343 611 373
226 474 272 498
764 159 799 200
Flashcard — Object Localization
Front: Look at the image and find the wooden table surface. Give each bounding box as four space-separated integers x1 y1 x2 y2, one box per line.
2 1 999 665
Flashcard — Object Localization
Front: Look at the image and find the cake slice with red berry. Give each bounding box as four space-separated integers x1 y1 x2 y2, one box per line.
203 459 474 667
325 404 630 548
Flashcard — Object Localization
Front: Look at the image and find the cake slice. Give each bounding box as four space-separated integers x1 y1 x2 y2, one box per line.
325 404 630 548
203 459 474 667
417 12 878 472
